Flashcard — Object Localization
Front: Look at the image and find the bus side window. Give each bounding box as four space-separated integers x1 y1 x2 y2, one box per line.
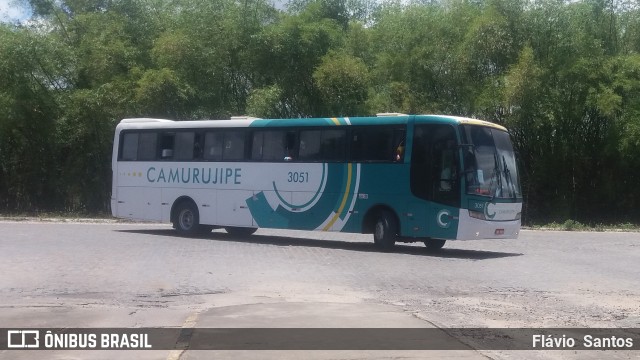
299 130 321 161
174 132 195 161
223 130 245 161
431 125 459 207
264 131 284 161
121 132 139 161
298 129 346 162
436 140 456 191
263 131 283 161
394 128 406 162
204 132 223 161
159 132 175 160
251 131 264 160
251 130 296 162
138 132 158 161
284 130 297 161
321 129 346 161
350 126 398 162
193 133 204 160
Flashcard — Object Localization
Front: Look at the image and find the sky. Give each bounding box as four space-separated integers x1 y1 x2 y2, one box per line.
0 1 293 23
0 0 289 23
0 0 32 23
0 0 288 23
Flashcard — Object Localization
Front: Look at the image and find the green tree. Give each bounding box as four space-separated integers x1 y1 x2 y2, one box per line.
0 26 64 211
135 68 192 118
246 85 286 118
313 51 370 115
0 0 639 224
252 8 343 117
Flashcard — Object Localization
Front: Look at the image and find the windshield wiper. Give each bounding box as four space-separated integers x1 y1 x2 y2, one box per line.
489 151 502 201
502 155 517 199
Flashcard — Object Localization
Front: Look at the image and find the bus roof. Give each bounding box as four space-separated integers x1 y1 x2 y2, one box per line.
421 115 507 131
116 115 507 132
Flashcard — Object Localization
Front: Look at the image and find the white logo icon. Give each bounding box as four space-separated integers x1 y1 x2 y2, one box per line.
7 330 40 348
436 209 451 228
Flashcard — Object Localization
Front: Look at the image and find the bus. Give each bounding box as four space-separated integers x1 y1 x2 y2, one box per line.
111 114 522 250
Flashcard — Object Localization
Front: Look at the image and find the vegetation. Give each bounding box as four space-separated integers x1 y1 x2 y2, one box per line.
1 0 639 226
529 220 640 232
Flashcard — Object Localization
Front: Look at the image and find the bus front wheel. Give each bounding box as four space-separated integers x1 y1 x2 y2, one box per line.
424 239 446 251
373 211 397 250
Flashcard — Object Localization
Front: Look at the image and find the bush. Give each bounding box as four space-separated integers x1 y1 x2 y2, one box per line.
562 220 586 231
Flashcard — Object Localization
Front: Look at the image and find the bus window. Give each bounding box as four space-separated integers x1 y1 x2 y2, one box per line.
431 126 459 206
174 132 195 161
252 130 296 161
393 128 405 162
138 132 158 161
265 131 284 161
204 132 223 161
436 139 456 191
350 127 399 162
159 132 175 160
121 132 139 161
299 129 346 162
321 129 346 161
462 125 521 198
251 131 264 160
263 131 283 160
222 130 245 161
299 130 321 161
193 133 204 160
284 131 296 161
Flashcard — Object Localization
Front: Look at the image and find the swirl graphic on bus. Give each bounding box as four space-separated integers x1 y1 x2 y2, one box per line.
246 163 361 231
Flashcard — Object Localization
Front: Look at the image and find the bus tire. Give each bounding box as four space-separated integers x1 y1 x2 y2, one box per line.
373 210 397 250
173 200 206 235
424 239 446 251
225 227 258 236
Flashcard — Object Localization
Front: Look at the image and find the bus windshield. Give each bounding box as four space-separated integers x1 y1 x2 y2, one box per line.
462 125 521 199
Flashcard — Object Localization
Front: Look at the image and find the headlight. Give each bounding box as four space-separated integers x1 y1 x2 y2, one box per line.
469 210 486 220
515 212 521 220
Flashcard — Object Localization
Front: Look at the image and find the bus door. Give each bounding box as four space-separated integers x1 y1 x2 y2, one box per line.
410 124 460 238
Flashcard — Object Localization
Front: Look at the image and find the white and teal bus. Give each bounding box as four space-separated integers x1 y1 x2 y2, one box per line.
111 114 522 250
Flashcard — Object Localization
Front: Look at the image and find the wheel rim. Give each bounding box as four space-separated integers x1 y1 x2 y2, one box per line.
375 220 385 240
179 209 194 230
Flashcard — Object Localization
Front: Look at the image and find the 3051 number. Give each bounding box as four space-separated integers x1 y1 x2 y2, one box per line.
288 171 309 183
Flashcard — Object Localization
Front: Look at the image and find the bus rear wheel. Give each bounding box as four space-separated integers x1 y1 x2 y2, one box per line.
173 201 210 235
424 239 446 251
373 211 397 250
225 227 258 236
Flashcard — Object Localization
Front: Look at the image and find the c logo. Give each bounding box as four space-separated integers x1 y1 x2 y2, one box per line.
437 209 451 228
484 202 496 219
